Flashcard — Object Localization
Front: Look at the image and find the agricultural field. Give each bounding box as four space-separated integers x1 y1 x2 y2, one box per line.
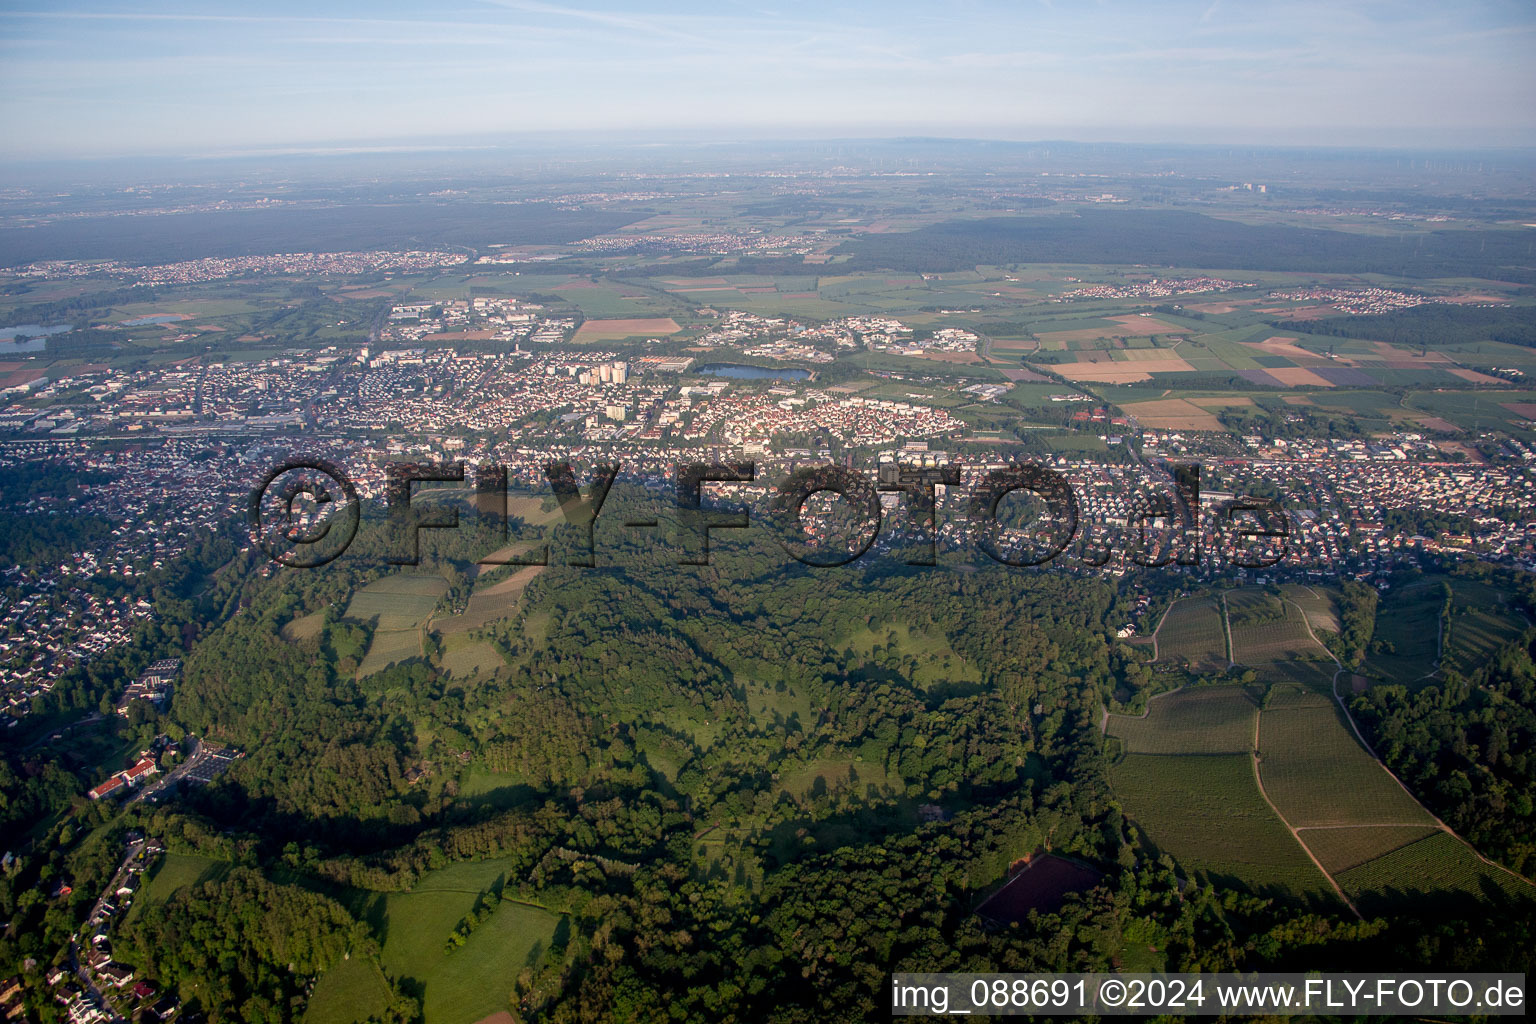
550 282 668 318
434 565 544 635
1110 753 1334 904
344 574 447 630
975 855 1104 924
1367 578 1445 685
281 609 327 642
1279 584 1341 635
1152 597 1229 670
1301 825 1440 876
1403 389 1536 438
1259 659 1337 693
571 317 682 342
1336 832 1536 917
1106 686 1257 755
438 636 506 679
1256 697 1432 828
1225 590 1327 665
357 627 424 678
1011 309 1502 391
1441 579 1526 677
1118 398 1225 430
303 956 393 1024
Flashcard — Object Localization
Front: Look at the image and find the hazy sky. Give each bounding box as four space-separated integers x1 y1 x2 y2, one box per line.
2 0 1533 159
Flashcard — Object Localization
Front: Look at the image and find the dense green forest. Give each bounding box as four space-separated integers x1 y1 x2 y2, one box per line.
1276 303 1536 350
833 210 1536 281
1352 635 1536 875
5 498 1536 1022
0 203 643 265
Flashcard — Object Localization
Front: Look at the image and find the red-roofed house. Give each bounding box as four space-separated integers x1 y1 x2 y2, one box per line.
88 776 126 801
122 757 158 785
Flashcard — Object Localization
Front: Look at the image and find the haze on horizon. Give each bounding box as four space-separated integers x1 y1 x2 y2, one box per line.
1 0 1533 162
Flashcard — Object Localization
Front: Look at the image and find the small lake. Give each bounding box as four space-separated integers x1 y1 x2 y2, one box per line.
694 362 812 381
0 324 72 352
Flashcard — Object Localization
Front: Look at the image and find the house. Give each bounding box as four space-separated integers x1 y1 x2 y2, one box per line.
122 757 158 786
87 776 125 801
96 963 133 988
86 756 158 801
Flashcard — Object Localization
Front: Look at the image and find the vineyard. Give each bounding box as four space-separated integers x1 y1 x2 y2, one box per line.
1257 701 1431 828
1227 590 1326 665
1337 832 1536 916
1300 824 1439 875
1441 579 1526 678
1154 597 1229 670
1367 580 1444 685
1107 685 1257 755
1280 584 1341 634
1111 753 1335 904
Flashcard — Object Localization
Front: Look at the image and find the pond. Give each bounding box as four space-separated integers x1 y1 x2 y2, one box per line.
0 323 72 352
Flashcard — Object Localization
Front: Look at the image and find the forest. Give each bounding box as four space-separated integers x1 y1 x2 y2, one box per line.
2 497 1533 1023
1276 303 1536 350
833 209 1536 282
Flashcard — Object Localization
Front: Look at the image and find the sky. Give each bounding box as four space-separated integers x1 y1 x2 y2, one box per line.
1 0 1533 159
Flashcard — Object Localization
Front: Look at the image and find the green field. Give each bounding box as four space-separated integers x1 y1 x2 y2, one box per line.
421 902 562 1024
1226 590 1325 664
344 574 448 629
455 769 534 812
282 609 327 642
438 636 506 679
777 755 900 803
358 628 424 677
1256 701 1432 828
1301 825 1440 876
1367 579 1444 684
364 857 563 1024
435 565 544 635
303 956 393 1024
1111 753 1334 904
1336 831 1536 916
506 494 564 529
836 622 982 691
1153 597 1229 670
1106 686 1256 755
552 284 660 317
1441 579 1526 677
1280 584 1341 634
130 852 230 922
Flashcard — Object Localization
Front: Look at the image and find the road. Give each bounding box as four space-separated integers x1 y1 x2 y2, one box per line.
69 839 147 1024
129 738 201 804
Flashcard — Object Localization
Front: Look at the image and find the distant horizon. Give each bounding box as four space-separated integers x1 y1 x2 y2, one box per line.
3 130 1534 176
2 1 1533 162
